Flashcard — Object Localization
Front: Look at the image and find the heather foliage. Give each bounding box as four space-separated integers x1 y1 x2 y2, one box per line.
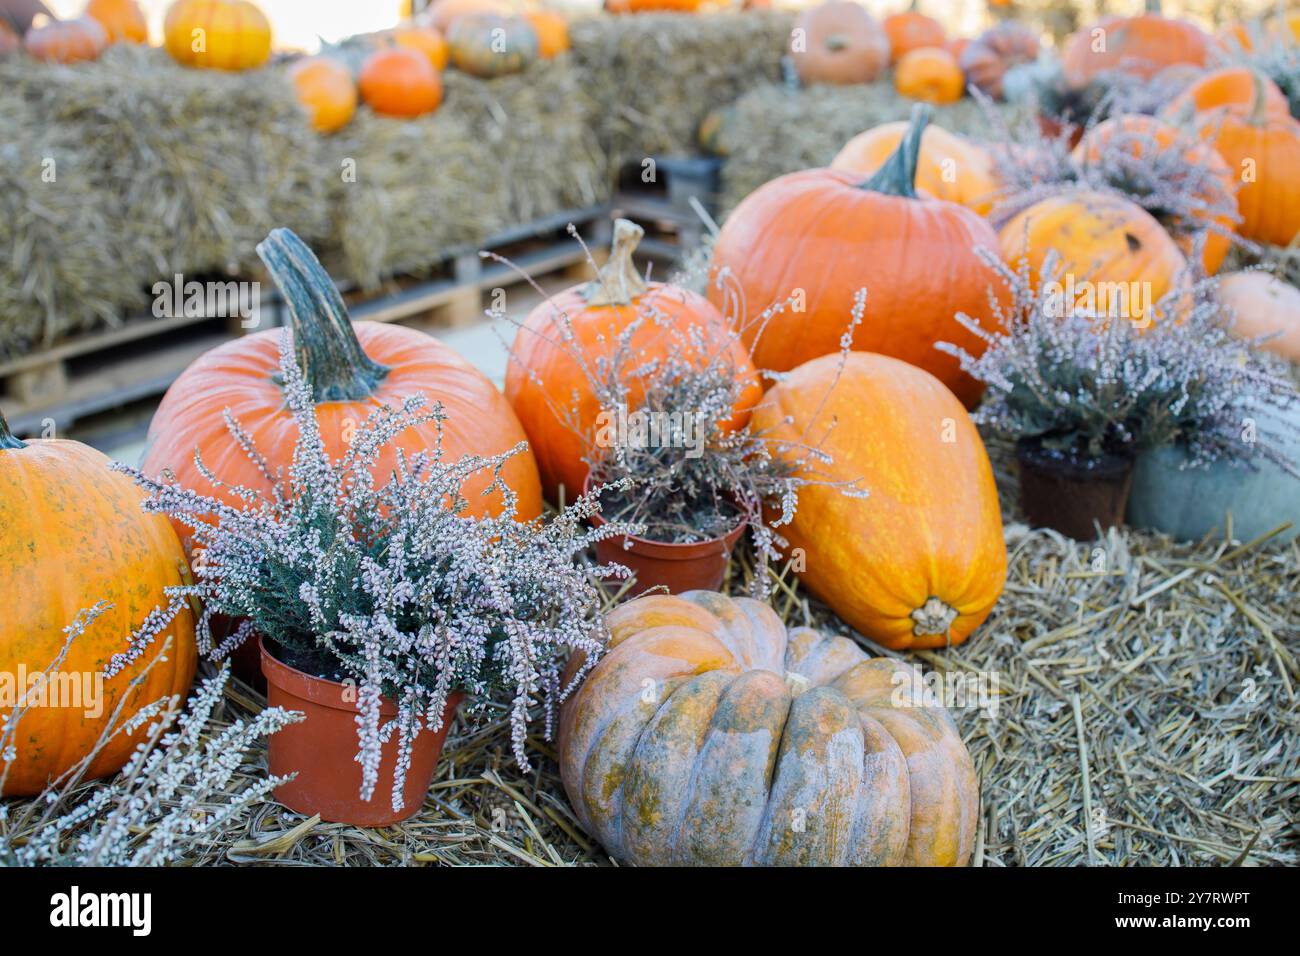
109 331 624 812
937 254 1300 468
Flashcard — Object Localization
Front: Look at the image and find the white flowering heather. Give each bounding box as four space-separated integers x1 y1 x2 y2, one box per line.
109 330 622 812
936 254 1300 469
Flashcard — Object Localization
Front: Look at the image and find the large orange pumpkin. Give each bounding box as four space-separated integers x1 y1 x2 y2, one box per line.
832 119 997 216
1217 272 1300 363
84 0 147 44
999 190 1188 326
1060 12 1213 88
505 219 761 505
708 106 1007 409
750 352 1007 651
288 56 357 134
163 0 271 71
358 47 443 118
882 10 945 65
0 414 197 797
1074 115 1236 275
1161 67 1291 124
22 15 107 62
894 46 965 105
558 590 979 866
791 1 890 86
140 229 541 541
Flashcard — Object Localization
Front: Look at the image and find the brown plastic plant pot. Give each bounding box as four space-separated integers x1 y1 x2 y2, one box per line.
589 507 747 595
1016 439 1135 541
260 637 462 827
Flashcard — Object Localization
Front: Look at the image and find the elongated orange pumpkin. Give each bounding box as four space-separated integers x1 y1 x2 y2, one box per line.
751 352 1007 651
709 106 1007 409
141 229 541 542
505 219 761 505
558 590 979 865
0 414 197 796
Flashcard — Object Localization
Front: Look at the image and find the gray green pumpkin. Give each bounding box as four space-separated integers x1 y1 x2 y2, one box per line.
447 13 538 78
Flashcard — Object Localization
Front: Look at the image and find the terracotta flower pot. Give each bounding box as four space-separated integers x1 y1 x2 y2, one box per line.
260 637 461 827
1016 439 1134 540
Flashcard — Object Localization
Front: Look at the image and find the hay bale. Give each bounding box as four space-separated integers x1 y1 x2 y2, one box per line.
716 81 1026 213
0 44 330 358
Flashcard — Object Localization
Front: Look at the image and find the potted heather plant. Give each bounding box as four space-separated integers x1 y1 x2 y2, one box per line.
938 255 1298 540
109 331 628 827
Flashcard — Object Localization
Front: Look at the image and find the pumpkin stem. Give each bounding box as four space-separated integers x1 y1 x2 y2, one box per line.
0 409 25 450
255 228 390 403
1248 69 1271 125
583 218 647 307
859 103 931 198
910 596 958 637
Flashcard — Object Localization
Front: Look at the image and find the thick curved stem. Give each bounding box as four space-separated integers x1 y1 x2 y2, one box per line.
859 103 931 198
583 218 647 307
0 409 26 450
910 596 959 636
1249 69 1271 126
255 228 390 403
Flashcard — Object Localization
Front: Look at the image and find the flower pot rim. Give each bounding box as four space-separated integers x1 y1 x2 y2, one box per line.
1016 435 1135 481
583 476 748 558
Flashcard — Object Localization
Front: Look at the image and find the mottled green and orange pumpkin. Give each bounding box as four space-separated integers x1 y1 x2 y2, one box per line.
447 13 538 78
559 590 979 866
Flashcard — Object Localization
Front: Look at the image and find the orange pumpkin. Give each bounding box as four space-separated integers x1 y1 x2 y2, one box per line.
894 47 964 105
605 0 704 11
1074 114 1236 275
424 0 508 33
140 229 541 546
84 0 147 44
1217 272 1300 363
23 15 107 62
0 21 18 57
558 590 979 865
791 1 890 86
959 21 1040 101
1198 91 1300 247
709 107 1008 409
831 119 997 216
288 56 357 134
1162 68 1291 123
999 190 1188 326
1060 12 1213 88
750 352 1007 651
505 219 762 505
882 10 945 65
384 25 449 71
163 0 271 71
358 47 443 118
524 9 569 59
0 414 197 797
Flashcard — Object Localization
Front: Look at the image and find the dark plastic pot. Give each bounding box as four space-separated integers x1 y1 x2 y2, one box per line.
260 637 461 827
1016 439 1134 541
1037 112 1083 149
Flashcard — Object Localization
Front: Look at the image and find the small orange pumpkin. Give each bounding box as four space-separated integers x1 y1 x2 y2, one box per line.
894 46 964 105
163 0 272 71
1061 12 1213 88
882 10 945 65
1216 272 1300 363
288 56 357 134
23 15 107 62
384 25 449 71
84 0 147 44
791 1 891 86
359 47 444 118
1162 68 1291 124
524 9 569 59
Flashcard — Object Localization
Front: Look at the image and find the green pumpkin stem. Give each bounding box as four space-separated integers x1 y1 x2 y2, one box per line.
0 409 25 450
1249 69 1271 125
255 228 390 403
859 103 931 198
584 218 648 307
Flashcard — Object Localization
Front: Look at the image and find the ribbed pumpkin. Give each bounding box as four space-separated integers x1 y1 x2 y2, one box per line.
140 229 541 543
558 590 979 865
894 46 964 105
1073 115 1236 276
999 190 1187 326
882 10 945 65
23 15 107 62
447 13 538 78
384 25 449 70
791 1 890 86
359 47 443 118
424 0 507 34
709 106 1007 409
523 9 568 59
163 0 271 71
1060 9 1213 88
750 352 1007 651
832 120 997 216
0 414 197 797
84 0 147 44
505 220 761 504
959 21 1040 101
1217 271 1300 363
288 56 357 134
1161 68 1291 123
1197 89 1300 248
